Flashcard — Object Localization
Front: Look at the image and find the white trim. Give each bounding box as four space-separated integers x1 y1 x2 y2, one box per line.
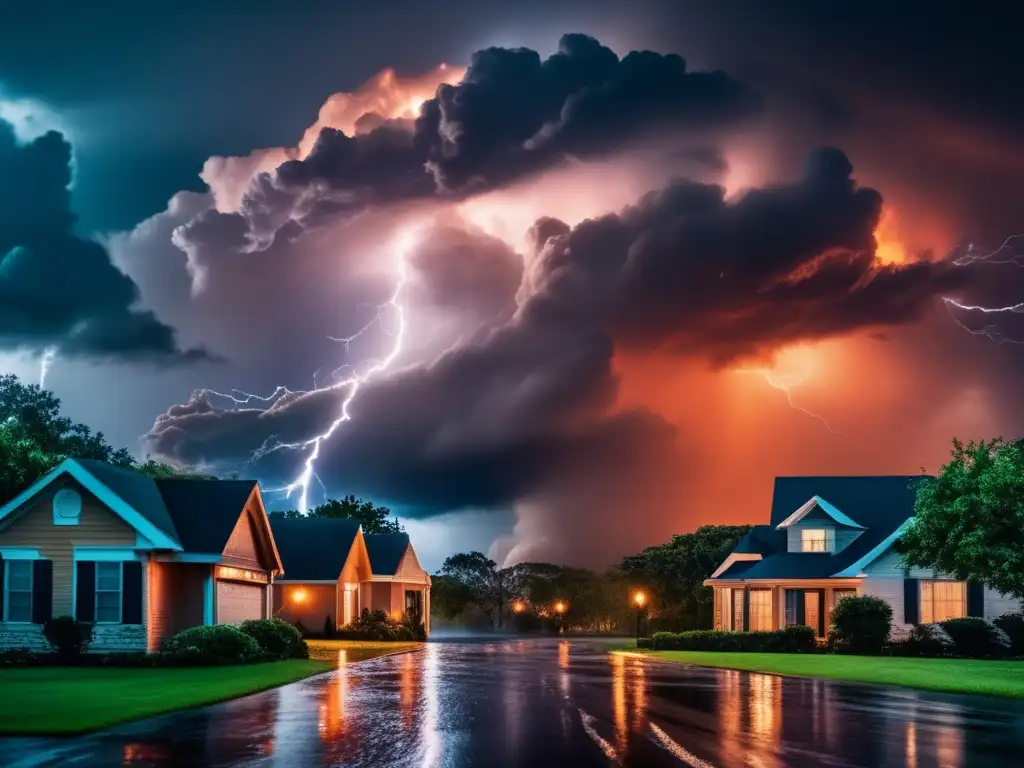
151 553 221 564
94 561 124 624
777 495 865 530
73 546 143 562
832 519 914 577
135 532 156 549
248 486 285 574
0 459 182 550
0 546 43 560
3 559 34 623
710 553 761 579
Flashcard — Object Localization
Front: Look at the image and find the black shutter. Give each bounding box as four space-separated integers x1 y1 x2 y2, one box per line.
31 560 53 624
76 561 95 622
742 589 750 632
904 578 919 624
818 590 826 637
967 582 985 618
795 590 806 626
122 561 143 624
0 554 5 620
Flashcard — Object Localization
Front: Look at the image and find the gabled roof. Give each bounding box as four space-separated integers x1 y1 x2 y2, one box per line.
155 478 260 555
76 460 181 544
776 495 865 529
271 518 361 581
709 475 931 581
364 533 410 575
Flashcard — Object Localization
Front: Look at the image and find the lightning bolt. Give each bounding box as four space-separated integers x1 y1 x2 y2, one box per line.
199 229 416 513
735 366 840 434
944 234 1024 344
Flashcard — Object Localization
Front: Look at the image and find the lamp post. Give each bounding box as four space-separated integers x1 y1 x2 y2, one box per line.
633 590 647 645
553 600 566 634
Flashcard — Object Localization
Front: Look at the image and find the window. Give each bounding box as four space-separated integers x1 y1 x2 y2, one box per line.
732 589 744 631
785 590 800 626
749 589 772 631
95 562 123 623
801 529 830 552
4 561 33 622
920 581 965 624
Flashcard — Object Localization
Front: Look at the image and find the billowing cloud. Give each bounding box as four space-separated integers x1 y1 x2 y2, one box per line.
0 119 212 364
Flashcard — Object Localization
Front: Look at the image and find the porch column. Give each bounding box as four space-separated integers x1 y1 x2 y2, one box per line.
203 567 215 626
424 584 431 636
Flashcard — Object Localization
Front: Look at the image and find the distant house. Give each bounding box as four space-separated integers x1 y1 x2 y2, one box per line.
704 475 1022 638
270 523 431 635
0 459 283 653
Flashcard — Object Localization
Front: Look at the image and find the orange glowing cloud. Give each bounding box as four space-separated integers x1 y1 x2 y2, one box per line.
874 206 909 265
201 63 465 212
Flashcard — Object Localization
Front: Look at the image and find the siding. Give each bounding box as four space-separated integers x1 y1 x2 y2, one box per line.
395 545 428 583
221 511 262 570
148 562 208 648
0 477 137 617
784 508 863 554
371 582 392 613
272 583 336 630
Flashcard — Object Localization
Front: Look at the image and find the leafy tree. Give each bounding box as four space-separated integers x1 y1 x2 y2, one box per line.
277 494 404 533
620 524 752 630
429 574 476 620
898 438 1024 599
438 551 512 628
0 375 135 501
135 460 217 480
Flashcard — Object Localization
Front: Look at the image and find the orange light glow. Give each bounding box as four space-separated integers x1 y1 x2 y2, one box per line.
633 590 646 608
512 601 525 613
292 588 308 604
874 206 909 265
554 601 567 615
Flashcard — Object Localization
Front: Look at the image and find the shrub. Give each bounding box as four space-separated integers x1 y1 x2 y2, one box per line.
651 625 816 653
636 637 654 649
828 595 892 655
336 608 407 641
295 620 310 638
402 614 427 641
892 623 955 657
42 616 93 660
0 648 37 667
239 618 309 660
940 617 1011 658
161 624 262 665
994 613 1024 656
323 615 336 639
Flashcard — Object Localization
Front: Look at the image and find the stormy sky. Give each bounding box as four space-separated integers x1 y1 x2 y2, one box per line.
2 1 1022 569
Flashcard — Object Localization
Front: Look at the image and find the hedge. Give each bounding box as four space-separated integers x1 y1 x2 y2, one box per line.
651 626 816 653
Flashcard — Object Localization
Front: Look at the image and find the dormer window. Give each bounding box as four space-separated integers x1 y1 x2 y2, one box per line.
801 529 830 552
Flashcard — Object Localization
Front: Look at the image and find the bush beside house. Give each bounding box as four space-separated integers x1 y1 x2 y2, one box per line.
335 609 426 642
828 595 893 655
652 626 816 653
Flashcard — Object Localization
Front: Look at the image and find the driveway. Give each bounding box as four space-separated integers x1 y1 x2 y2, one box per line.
2 638 1023 767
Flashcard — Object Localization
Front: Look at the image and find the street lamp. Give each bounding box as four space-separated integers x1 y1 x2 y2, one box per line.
633 590 647 645
554 600 566 615
512 601 525 614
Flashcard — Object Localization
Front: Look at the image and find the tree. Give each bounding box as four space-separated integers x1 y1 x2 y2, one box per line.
0 375 135 502
429 574 476 620
277 495 404 533
620 524 752 630
898 438 1024 599
438 551 512 628
135 460 217 480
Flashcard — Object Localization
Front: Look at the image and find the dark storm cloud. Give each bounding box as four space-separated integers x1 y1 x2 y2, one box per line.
145 148 965 514
0 119 213 363
216 34 760 239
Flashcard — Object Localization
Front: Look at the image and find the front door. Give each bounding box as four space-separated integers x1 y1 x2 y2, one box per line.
804 591 821 637
405 590 423 624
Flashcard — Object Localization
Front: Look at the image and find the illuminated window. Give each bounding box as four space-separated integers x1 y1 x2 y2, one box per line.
748 589 772 631
4 561 33 622
920 581 965 624
95 562 123 623
801 529 830 552
732 589 744 631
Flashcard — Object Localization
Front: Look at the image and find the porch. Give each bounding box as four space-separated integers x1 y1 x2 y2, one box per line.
711 580 861 639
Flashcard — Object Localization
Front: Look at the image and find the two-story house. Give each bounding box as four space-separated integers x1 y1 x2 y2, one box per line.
705 475 1022 638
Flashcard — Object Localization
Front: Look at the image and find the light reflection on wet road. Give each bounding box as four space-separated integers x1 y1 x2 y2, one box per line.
3 638 1024 767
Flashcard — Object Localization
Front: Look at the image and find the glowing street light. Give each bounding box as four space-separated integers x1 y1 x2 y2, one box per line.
633 590 648 645
554 600 566 615
512 601 525 614
633 590 646 608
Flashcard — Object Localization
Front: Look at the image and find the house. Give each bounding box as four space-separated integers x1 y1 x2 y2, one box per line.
270 522 431 635
0 459 284 653
704 475 1023 638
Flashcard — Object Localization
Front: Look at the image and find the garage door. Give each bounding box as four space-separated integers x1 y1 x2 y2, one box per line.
217 581 264 624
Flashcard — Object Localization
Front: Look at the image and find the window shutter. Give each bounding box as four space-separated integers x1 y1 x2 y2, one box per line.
742 589 750 632
967 581 985 618
76 561 96 622
795 590 806 626
0 555 5 620
31 560 53 624
122 561 143 625
818 590 826 637
903 578 919 624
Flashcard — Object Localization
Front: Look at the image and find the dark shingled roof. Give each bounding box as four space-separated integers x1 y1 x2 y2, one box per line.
155 478 258 555
271 518 360 581
712 475 931 581
364 533 410 575
75 460 180 546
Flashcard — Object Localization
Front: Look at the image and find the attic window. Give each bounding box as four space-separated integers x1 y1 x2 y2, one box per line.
52 489 82 526
801 529 831 553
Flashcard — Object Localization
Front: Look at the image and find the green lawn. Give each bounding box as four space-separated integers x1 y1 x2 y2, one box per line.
616 650 1024 698
0 641 422 736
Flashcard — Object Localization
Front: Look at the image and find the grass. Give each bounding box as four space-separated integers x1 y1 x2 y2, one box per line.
0 641 422 736
615 649 1024 698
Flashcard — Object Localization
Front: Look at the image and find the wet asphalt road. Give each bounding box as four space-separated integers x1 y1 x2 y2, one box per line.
3 638 1024 768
